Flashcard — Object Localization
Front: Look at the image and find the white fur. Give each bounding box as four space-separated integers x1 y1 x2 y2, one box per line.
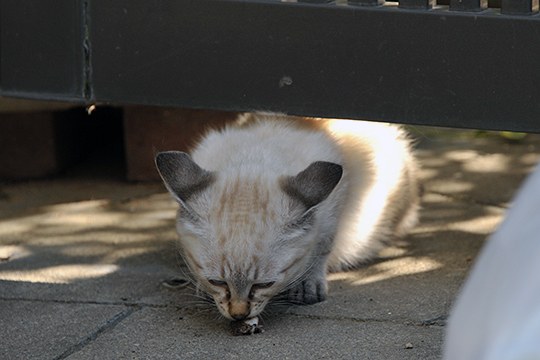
190 114 420 272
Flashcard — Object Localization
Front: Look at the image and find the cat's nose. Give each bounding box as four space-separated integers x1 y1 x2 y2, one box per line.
229 300 250 320
231 313 247 321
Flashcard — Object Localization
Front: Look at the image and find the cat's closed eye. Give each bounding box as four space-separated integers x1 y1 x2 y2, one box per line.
251 282 275 290
208 279 228 287
249 282 276 299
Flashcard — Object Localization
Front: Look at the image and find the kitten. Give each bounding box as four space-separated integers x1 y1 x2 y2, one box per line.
155 113 420 321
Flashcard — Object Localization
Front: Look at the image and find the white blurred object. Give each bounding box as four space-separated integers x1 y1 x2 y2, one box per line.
444 164 540 360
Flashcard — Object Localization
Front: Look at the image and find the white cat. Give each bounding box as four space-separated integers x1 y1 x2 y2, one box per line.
156 113 420 322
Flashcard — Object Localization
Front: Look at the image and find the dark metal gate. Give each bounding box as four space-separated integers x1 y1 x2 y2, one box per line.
1 0 539 131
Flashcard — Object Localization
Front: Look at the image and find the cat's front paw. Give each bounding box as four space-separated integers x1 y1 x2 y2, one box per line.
288 278 327 305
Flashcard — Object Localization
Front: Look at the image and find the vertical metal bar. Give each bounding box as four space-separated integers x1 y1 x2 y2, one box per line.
399 0 436 9
501 0 539 14
449 0 488 11
348 0 384 6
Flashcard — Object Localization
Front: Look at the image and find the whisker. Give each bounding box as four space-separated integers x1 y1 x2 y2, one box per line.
212 312 226 322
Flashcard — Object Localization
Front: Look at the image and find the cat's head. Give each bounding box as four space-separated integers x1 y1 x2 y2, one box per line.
156 151 342 320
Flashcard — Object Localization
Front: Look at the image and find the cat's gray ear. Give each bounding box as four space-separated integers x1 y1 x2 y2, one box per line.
155 151 214 203
281 161 343 209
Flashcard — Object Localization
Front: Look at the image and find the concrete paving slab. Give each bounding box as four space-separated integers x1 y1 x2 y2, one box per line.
70 307 443 360
0 189 186 305
414 130 540 207
0 299 127 360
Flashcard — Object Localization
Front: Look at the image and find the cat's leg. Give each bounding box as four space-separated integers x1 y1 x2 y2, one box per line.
287 253 329 305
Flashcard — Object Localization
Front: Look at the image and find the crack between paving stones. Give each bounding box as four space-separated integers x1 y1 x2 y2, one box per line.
285 312 447 329
0 296 168 309
53 305 141 360
416 315 447 327
284 312 404 324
